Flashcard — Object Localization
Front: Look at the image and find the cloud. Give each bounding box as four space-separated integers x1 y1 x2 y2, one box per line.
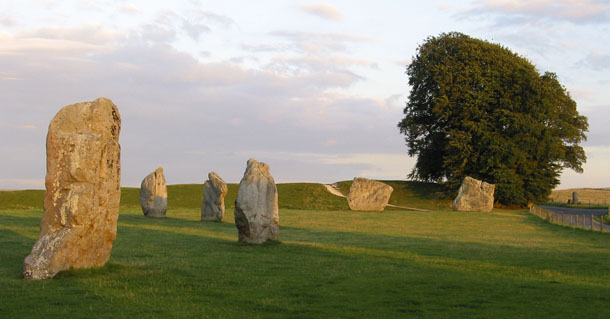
462 0 610 25
0 24 408 187
16 25 122 45
581 52 610 70
0 14 16 27
268 31 370 54
435 2 453 11
182 19 210 41
193 10 234 28
120 4 140 15
300 3 344 21
269 55 378 72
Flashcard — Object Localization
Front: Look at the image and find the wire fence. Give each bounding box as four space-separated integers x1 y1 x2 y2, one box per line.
529 205 609 232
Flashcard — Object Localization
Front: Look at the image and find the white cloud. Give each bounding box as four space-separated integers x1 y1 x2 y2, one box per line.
435 2 453 11
192 10 234 28
17 25 122 45
0 14 16 27
268 31 370 54
120 4 140 15
0 23 407 187
300 3 344 21
464 0 610 25
269 55 377 72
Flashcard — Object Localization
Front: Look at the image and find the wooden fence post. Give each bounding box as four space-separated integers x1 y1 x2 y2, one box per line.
601 215 604 232
590 214 594 230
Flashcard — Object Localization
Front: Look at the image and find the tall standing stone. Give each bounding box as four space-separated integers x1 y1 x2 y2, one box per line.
201 172 228 222
234 158 279 243
572 192 579 205
140 167 167 218
23 98 121 280
346 177 394 211
452 176 495 212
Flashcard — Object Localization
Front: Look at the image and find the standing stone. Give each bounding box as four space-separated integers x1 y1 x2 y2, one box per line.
140 167 167 218
234 158 279 243
452 176 495 212
23 98 121 280
572 192 579 205
346 177 394 211
201 172 228 222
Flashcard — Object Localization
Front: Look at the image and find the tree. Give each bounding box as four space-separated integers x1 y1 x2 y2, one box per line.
397 32 588 205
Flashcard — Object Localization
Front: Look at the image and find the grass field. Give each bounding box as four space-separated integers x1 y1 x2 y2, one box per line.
2 183 610 318
549 188 610 207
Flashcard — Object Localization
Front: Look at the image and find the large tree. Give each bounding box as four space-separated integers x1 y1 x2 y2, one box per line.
398 32 588 205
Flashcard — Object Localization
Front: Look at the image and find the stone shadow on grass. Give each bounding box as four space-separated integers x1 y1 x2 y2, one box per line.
3 211 610 318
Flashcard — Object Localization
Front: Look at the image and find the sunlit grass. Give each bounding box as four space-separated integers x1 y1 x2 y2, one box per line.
2 207 610 318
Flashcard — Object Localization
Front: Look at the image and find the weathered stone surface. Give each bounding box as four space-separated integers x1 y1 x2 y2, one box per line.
346 177 394 211
201 172 228 222
23 98 121 280
140 167 167 218
452 176 495 212
234 158 279 243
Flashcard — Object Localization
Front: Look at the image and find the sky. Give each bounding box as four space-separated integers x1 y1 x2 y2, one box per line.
1 0 609 190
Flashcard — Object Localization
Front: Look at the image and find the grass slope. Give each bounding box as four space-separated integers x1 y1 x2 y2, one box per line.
1 181 401 211
0 180 451 212
115 183 348 211
336 180 452 210
2 208 610 318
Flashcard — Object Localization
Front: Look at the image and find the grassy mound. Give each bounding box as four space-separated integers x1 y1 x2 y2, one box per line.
0 190 45 210
0 183 349 211
336 180 452 210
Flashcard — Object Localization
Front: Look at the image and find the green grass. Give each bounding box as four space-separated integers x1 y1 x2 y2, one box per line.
0 190 45 210
2 208 610 318
3 182 610 317
337 180 452 210
0 183 348 211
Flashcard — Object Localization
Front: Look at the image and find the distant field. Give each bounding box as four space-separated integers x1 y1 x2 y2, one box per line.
549 188 610 206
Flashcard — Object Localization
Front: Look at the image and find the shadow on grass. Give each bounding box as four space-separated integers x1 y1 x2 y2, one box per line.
3 209 610 318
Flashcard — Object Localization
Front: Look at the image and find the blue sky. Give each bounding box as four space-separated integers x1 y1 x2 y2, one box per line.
1 0 609 189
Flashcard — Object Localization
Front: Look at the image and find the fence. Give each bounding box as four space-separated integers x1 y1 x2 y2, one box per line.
529 205 607 232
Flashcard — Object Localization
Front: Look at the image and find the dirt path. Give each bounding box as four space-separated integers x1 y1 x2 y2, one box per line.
324 184 346 198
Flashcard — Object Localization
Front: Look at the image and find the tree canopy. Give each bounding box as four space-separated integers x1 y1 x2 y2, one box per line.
397 32 588 205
